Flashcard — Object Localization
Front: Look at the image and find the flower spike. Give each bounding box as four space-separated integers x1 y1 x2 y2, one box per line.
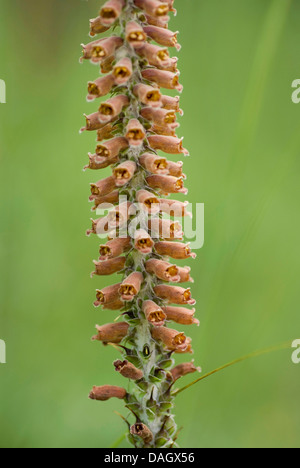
80 0 199 448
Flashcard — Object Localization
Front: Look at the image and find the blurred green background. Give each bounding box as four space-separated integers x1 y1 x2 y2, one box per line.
0 0 299 448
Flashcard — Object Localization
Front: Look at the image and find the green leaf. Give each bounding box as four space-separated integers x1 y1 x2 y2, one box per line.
158 359 174 370
155 438 169 448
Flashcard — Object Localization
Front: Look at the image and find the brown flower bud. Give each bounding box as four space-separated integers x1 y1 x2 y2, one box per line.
94 283 121 307
98 95 129 123
81 36 123 63
143 300 166 326
145 259 180 282
130 423 154 445
139 153 169 175
133 84 162 108
161 94 182 114
113 57 133 85
151 327 187 351
99 237 131 260
89 385 127 401
134 229 154 254
136 190 160 214
87 74 115 101
147 136 189 155
134 0 169 19
113 161 137 187
159 199 192 217
119 272 144 301
126 21 147 49
170 362 201 381
142 69 183 92
99 0 125 26
96 137 129 159
143 25 181 51
146 175 188 195
84 153 119 171
162 306 199 326
148 218 183 240
80 112 103 133
138 43 170 68
92 322 129 343
140 107 178 130
92 257 126 276
154 285 196 305
90 177 116 198
125 119 146 146
155 242 196 260
89 17 110 37
114 360 144 380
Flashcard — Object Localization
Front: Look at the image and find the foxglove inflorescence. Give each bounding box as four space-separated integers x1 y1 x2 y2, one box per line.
80 0 200 448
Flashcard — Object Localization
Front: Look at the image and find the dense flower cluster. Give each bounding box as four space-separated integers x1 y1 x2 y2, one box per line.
80 0 200 448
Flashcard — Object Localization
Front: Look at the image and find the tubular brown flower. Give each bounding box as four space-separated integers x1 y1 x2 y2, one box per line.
155 241 196 259
99 0 125 27
145 259 180 282
89 385 127 401
94 283 122 307
170 362 201 382
134 229 154 254
92 322 129 343
99 237 131 260
114 360 144 380
87 74 115 101
151 327 187 352
119 272 144 301
92 257 126 276
130 423 154 445
113 57 133 84
126 21 147 49
98 94 129 123
143 300 166 326
162 306 199 325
